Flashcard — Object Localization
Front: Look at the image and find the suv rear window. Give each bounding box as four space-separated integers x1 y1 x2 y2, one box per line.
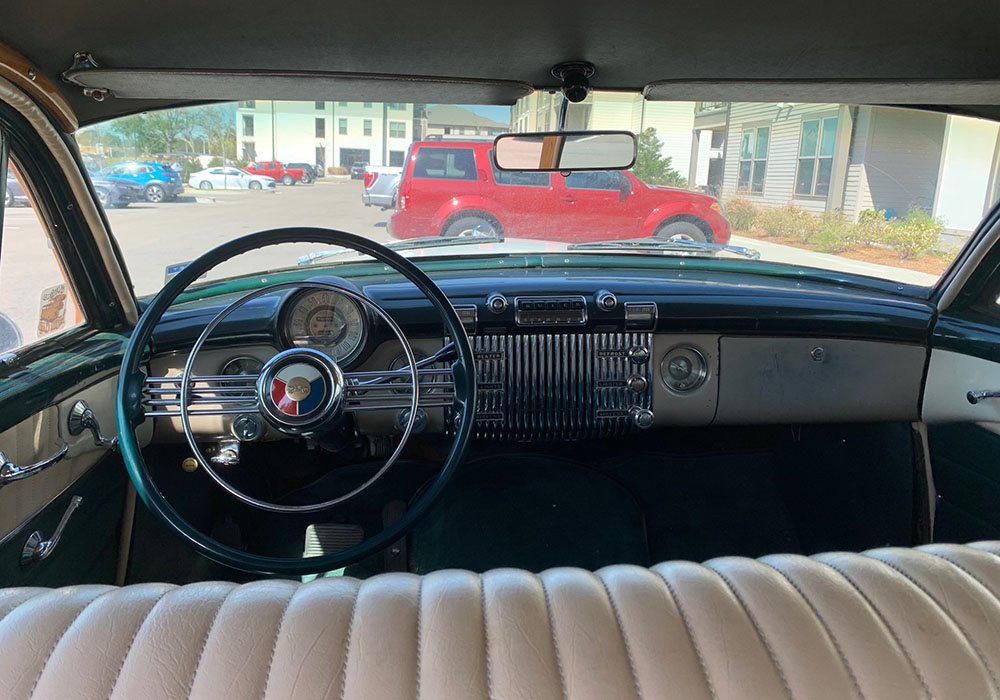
412 147 476 181
489 152 550 188
565 171 626 191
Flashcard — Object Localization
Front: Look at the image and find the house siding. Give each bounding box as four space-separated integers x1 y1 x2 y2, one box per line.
722 103 840 213
853 107 946 218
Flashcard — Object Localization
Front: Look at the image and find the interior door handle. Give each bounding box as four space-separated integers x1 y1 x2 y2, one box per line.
0 442 68 486
21 495 82 564
968 390 1000 404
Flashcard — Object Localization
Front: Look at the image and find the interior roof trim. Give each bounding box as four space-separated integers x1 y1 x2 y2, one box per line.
62 68 534 105
0 76 137 323
0 42 76 132
643 78 1000 104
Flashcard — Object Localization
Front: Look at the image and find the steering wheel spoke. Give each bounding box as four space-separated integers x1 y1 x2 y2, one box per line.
142 373 260 417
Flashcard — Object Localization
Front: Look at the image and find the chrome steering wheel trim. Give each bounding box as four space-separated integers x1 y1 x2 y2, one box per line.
116 227 476 575
179 279 420 514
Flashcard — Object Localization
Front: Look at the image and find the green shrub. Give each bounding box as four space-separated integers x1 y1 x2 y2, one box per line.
854 209 891 246
208 156 224 167
809 211 853 253
724 197 760 231
757 204 817 242
886 208 944 259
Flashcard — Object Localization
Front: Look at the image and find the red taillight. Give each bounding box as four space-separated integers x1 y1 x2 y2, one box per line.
363 171 378 189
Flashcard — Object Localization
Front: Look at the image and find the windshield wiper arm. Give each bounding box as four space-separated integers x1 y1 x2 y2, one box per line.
566 237 760 260
297 231 503 266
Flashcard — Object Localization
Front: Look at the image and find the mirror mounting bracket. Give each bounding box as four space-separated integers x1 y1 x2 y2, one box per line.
551 62 595 129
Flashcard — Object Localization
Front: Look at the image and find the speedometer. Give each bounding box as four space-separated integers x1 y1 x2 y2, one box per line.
284 289 367 364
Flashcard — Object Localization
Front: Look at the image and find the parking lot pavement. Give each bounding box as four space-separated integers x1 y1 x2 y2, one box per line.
107 178 394 296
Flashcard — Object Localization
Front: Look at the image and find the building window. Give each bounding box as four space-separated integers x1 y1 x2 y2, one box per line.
315 118 326 138
738 126 769 194
242 115 254 137
338 118 347 135
389 150 405 167
240 100 255 108
338 102 348 107
363 102 372 108
315 101 325 110
388 103 406 110
389 121 406 139
363 119 372 136
795 117 838 197
444 127 451 135
459 127 465 135
242 141 256 162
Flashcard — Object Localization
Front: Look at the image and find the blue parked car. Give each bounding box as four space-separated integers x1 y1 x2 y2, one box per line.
98 161 184 203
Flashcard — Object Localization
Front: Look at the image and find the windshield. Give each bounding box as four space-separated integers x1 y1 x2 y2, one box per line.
75 96 1000 297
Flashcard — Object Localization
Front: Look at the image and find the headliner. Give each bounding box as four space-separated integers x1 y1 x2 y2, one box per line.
2 0 1000 125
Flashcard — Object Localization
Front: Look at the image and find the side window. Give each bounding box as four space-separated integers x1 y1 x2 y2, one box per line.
411 147 477 181
489 150 550 187
564 171 624 191
0 159 84 351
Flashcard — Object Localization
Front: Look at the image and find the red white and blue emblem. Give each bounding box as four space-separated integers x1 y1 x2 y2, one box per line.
269 363 326 416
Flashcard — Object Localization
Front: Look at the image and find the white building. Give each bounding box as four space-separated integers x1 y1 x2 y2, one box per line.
512 92 700 184
235 100 415 171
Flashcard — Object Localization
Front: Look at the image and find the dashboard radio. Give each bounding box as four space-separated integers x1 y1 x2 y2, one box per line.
514 296 587 326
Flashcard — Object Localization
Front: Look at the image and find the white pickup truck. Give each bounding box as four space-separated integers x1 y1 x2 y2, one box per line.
361 165 402 209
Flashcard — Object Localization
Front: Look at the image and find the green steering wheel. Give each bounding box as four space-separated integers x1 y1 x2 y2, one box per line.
116 228 477 575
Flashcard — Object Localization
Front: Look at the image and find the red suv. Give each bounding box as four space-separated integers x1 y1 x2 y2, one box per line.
389 140 729 243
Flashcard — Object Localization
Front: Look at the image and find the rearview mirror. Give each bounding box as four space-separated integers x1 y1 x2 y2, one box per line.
492 131 637 172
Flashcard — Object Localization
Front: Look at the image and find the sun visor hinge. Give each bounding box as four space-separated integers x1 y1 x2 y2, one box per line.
61 52 110 101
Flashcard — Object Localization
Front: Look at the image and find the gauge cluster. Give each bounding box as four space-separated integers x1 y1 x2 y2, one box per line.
280 287 369 366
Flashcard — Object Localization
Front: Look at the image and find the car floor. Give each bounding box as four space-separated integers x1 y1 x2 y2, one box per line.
126 423 917 583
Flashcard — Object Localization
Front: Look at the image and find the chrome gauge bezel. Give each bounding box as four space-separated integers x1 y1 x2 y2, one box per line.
280 287 369 366
659 345 709 395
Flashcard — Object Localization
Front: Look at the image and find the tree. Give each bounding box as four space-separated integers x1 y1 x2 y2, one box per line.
632 127 687 188
196 105 236 160
144 109 189 152
110 114 153 157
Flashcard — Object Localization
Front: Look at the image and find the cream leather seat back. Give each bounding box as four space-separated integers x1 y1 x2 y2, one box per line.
2 542 999 699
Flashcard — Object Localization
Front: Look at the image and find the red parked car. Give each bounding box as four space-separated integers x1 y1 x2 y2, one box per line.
245 161 305 186
388 140 729 243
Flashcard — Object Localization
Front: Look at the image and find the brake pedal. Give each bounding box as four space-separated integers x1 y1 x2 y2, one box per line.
303 523 364 558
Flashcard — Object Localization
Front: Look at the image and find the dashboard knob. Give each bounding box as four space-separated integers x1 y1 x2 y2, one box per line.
596 290 617 311
231 413 263 442
626 375 647 393
630 407 654 430
627 346 650 364
487 293 507 314
397 407 428 434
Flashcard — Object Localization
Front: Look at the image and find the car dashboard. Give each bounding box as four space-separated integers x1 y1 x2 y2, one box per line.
143 264 935 444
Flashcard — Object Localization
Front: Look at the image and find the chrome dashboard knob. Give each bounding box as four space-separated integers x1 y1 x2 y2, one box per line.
487 293 507 314
596 290 617 311
626 375 647 393
630 407 654 430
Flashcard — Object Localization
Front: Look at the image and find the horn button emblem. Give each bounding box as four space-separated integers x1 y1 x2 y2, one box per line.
258 349 344 434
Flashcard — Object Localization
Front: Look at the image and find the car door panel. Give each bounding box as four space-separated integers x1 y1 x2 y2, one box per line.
0 371 152 584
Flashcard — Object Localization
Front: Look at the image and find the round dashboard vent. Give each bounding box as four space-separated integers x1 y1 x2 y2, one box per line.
660 346 708 394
